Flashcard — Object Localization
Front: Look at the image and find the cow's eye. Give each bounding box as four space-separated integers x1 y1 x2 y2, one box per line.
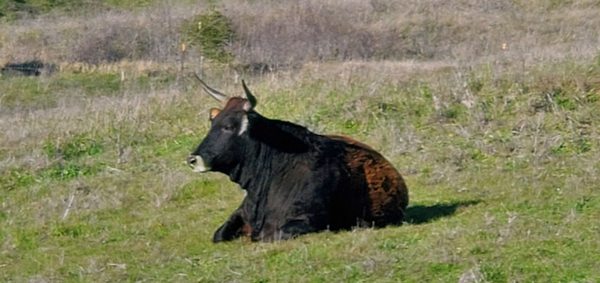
222 124 235 132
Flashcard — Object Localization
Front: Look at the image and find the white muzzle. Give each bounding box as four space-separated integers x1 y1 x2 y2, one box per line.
187 155 211 172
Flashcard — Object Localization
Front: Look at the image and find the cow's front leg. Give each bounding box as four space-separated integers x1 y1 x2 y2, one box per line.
213 208 247 242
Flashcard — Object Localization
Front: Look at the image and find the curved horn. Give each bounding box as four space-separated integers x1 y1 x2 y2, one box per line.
241 80 257 108
193 73 228 102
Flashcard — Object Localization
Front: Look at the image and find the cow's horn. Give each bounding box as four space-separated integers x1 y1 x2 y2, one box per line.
241 80 257 108
193 73 228 102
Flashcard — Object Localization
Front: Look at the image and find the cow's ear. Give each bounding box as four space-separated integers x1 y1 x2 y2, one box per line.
209 108 221 120
242 101 254 112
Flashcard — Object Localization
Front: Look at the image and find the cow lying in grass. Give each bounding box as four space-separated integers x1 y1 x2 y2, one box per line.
187 76 409 242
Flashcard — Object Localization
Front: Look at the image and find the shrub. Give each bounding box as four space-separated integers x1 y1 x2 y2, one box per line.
70 21 155 64
181 10 234 63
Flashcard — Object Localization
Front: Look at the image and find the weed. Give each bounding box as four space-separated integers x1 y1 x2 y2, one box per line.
551 137 593 156
43 134 103 161
440 103 466 122
51 222 88 238
42 162 98 180
14 228 39 251
1 168 36 190
480 264 508 282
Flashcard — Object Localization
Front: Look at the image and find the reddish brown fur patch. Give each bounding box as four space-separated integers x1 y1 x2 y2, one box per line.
241 223 253 237
223 97 251 112
330 135 409 226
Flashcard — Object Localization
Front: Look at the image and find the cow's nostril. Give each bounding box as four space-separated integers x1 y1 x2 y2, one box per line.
187 155 210 172
187 156 197 167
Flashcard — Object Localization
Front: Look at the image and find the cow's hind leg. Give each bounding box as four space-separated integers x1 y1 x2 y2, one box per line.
213 208 246 242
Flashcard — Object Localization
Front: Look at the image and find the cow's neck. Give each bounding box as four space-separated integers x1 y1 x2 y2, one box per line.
227 113 312 196
227 137 285 194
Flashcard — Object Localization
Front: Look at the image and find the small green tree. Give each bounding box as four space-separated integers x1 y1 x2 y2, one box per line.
181 10 234 63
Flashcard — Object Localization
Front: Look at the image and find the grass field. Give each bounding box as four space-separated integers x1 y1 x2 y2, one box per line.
2 1 600 282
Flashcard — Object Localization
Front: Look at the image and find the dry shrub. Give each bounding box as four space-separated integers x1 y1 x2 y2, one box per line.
0 3 202 65
223 0 382 68
1 0 599 69
221 0 502 67
66 8 186 64
222 0 600 69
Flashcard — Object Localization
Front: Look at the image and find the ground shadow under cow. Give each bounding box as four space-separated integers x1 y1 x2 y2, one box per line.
405 200 481 225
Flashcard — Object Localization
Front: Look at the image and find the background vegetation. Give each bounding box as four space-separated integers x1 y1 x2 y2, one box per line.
1 0 600 282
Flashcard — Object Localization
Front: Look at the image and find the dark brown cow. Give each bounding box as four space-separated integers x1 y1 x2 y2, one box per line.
188 76 408 242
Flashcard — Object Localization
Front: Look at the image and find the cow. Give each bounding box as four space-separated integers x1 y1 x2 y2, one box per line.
187 76 409 242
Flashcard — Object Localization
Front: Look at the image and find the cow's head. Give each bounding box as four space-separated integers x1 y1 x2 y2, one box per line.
187 75 257 174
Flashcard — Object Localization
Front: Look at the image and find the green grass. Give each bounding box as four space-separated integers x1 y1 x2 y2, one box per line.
1 1 598 280
0 0 600 282
0 0 160 20
0 71 177 110
2 58 600 282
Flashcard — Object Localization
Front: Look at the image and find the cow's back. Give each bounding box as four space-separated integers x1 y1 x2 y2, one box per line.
328 135 409 227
